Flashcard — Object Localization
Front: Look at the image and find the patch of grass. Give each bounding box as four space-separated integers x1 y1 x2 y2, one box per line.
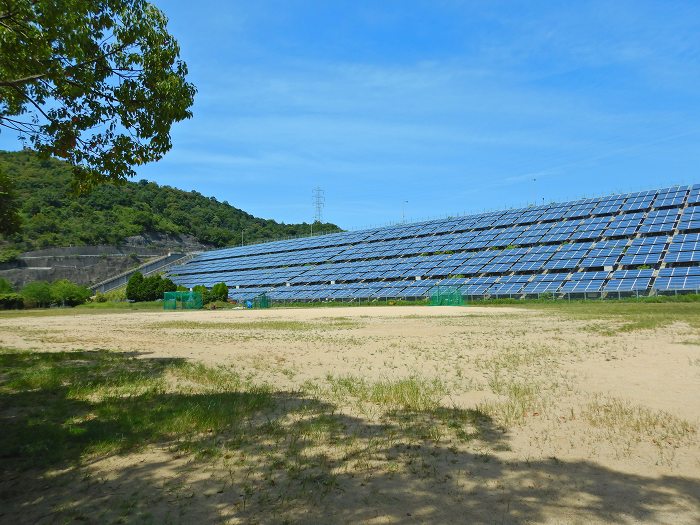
0 301 163 318
323 375 447 411
271 299 430 309
152 320 313 331
476 294 700 306
474 344 556 373
77 300 164 310
478 371 544 427
580 322 619 337
302 375 493 445
0 348 498 484
150 319 363 331
0 349 273 468
324 316 365 327
493 301 700 333
582 394 696 446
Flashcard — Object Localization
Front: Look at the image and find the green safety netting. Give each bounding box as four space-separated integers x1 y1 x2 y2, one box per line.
254 293 270 309
429 286 465 306
163 291 203 310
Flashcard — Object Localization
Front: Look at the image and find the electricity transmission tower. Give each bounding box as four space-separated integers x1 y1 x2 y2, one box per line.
312 186 325 226
313 187 325 223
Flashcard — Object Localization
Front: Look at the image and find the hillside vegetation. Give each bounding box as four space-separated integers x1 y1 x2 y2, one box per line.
0 150 341 252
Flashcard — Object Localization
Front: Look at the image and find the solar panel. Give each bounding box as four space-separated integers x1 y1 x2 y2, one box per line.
687 187 700 206
543 258 583 270
522 275 566 294
664 251 700 264
511 260 546 272
562 271 607 283
668 233 700 251
658 266 700 277
620 252 663 266
612 269 654 279
604 278 651 292
490 282 527 295
653 192 686 209
560 279 605 293
654 276 700 291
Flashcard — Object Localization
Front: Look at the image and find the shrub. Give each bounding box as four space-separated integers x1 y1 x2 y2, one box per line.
21 281 52 308
160 277 177 296
126 272 145 301
193 285 210 304
210 282 229 302
0 293 24 309
142 275 176 301
126 272 176 301
50 280 92 307
0 248 21 264
102 287 127 302
0 278 13 293
140 275 161 301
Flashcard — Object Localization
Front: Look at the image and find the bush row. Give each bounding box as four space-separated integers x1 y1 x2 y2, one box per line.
124 273 230 305
193 282 229 305
0 293 24 309
0 277 92 309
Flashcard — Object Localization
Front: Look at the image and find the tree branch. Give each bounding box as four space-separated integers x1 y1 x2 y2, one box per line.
0 72 48 87
9 84 54 124
0 42 133 87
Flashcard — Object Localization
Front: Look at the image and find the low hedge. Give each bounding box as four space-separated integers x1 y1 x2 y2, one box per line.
0 293 24 310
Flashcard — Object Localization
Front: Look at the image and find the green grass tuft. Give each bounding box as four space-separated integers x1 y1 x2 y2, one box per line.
324 375 447 411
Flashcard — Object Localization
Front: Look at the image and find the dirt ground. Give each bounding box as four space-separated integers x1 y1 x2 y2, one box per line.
1 305 699 524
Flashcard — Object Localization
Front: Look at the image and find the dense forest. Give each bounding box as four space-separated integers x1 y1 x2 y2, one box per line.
0 150 341 252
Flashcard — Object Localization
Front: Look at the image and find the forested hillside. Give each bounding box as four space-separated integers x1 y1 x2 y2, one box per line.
0 150 341 252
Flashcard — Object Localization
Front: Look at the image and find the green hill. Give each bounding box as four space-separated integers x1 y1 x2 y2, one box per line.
0 150 341 253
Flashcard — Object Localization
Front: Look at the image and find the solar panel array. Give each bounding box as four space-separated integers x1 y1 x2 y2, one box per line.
168 184 700 301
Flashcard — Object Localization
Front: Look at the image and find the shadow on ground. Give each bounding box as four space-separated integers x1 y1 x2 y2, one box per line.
0 349 697 524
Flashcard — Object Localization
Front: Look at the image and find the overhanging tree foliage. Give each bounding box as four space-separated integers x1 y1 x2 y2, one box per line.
0 0 196 189
0 168 20 235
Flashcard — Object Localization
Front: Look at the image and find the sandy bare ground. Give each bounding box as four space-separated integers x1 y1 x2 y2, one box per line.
1 305 699 524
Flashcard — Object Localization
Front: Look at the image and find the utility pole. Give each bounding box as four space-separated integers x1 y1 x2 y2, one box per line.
402 200 408 223
532 178 538 207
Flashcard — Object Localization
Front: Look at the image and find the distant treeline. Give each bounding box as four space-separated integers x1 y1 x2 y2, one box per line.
0 150 341 253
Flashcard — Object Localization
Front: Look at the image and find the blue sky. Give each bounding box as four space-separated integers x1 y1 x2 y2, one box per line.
4 1 700 229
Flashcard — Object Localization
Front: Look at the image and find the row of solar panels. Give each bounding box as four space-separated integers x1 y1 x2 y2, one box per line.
171 234 691 289
170 185 700 300
226 267 700 301
175 204 694 274
192 184 700 264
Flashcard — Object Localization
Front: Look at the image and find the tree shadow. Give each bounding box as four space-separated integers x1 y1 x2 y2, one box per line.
0 349 698 524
